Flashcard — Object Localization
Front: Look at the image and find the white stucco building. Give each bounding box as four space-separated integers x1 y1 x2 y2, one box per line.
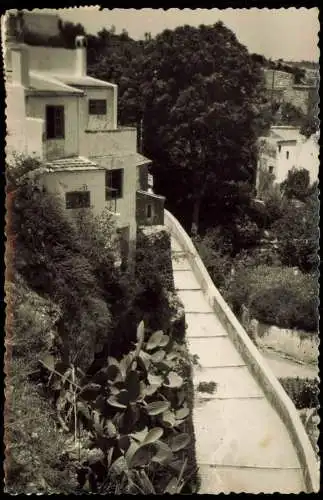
4 13 165 259
256 126 319 196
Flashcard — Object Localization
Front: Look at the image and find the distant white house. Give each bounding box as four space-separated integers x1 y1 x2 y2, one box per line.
4 12 165 259
294 132 320 184
256 126 319 196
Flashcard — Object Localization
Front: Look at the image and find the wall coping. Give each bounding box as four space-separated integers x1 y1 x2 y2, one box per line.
164 209 319 493
84 127 136 134
137 189 166 201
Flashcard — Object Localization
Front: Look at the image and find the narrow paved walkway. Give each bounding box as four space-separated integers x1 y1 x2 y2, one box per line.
171 238 306 493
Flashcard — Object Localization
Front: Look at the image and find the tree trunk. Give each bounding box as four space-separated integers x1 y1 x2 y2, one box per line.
191 196 201 236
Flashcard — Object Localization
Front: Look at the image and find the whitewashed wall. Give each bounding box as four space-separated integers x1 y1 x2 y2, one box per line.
26 95 80 159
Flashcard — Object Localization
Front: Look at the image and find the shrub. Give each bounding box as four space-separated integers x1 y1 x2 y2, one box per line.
8 174 119 370
264 189 288 227
281 167 311 202
5 371 78 494
5 276 77 494
196 381 217 394
279 377 319 410
300 115 319 138
6 158 197 494
40 322 198 494
194 230 233 291
5 154 43 192
276 101 306 127
108 229 176 358
135 228 175 293
270 185 319 272
231 213 262 253
225 265 318 332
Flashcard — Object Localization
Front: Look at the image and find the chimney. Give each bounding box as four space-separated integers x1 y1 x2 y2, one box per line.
75 35 87 76
10 43 30 87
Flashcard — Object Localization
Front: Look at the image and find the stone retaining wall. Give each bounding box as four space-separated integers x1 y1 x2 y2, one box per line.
253 321 319 365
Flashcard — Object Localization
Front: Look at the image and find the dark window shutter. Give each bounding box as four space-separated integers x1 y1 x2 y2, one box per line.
46 105 65 139
105 169 123 199
46 106 55 139
89 99 107 115
66 191 90 209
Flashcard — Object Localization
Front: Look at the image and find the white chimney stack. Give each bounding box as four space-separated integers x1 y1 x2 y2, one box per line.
75 35 87 76
10 43 30 87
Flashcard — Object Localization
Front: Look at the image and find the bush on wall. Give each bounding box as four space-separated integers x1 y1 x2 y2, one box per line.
7 158 126 370
225 265 318 332
279 377 319 410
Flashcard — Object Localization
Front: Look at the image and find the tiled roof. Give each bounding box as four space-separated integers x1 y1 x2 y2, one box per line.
27 71 115 94
55 74 116 88
270 126 301 142
45 156 103 172
93 152 152 169
44 153 151 172
28 71 84 95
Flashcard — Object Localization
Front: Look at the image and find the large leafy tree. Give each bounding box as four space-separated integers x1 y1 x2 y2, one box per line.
103 22 269 234
164 76 261 233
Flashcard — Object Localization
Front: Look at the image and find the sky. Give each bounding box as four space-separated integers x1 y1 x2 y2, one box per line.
32 7 319 62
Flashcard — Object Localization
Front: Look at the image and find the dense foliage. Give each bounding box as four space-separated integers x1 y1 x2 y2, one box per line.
226 265 318 332
195 166 318 333
5 278 77 494
281 168 312 202
275 101 307 127
279 377 319 410
271 183 319 272
115 23 269 234
6 157 197 493
8 157 123 370
40 322 197 494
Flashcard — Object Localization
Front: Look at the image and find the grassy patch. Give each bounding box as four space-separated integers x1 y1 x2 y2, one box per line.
196 381 217 394
5 360 77 494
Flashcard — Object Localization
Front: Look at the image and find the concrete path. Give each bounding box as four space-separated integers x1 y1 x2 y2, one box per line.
171 242 306 494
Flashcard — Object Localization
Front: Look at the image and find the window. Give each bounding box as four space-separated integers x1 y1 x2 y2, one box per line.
65 191 90 209
106 169 123 200
278 145 281 153
46 105 65 139
286 151 289 159
146 204 152 218
268 166 274 174
89 99 107 115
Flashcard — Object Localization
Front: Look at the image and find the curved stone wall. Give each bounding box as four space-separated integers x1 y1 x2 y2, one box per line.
164 209 319 493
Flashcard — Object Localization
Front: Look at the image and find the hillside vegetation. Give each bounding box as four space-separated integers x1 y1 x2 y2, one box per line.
14 12 318 236
5 157 198 494
195 173 319 333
